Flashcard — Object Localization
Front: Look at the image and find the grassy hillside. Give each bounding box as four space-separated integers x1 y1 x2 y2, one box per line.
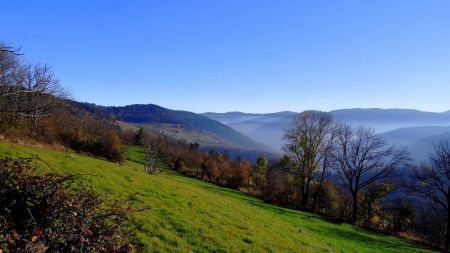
137 123 233 147
0 142 434 253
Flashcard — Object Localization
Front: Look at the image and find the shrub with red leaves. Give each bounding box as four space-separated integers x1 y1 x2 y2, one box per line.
0 157 133 252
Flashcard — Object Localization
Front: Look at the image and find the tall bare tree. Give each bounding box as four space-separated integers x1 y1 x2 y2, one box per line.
408 142 450 252
311 124 338 210
331 125 409 223
284 111 335 209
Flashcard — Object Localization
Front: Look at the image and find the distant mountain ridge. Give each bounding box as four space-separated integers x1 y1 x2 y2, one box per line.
379 126 450 162
205 108 450 124
331 108 450 124
203 108 450 152
378 126 450 146
74 102 273 154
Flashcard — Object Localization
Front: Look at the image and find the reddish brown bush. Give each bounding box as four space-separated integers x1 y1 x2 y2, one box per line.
0 157 132 252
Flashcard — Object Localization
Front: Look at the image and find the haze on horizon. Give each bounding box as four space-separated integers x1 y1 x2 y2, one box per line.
202 108 450 115
1 0 450 113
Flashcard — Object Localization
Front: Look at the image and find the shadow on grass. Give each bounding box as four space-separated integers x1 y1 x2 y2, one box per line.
192 181 312 219
316 226 430 252
161 169 434 252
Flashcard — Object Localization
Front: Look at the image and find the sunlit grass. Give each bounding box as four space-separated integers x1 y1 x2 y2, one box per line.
0 141 435 253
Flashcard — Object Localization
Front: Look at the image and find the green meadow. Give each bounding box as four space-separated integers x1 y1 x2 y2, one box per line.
0 141 434 253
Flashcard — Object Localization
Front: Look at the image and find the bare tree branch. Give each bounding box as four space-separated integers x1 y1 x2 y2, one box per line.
331 124 409 223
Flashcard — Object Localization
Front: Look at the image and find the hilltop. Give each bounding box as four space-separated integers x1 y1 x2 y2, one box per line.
74 102 274 160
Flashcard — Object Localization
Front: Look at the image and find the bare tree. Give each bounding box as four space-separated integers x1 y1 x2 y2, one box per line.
408 142 450 252
11 64 67 132
1 42 67 132
331 125 409 224
284 111 335 209
0 44 23 130
0 44 21 55
311 125 338 210
0 44 19 110
142 130 163 174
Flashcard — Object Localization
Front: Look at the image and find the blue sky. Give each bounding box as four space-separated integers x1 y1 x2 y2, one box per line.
1 0 450 113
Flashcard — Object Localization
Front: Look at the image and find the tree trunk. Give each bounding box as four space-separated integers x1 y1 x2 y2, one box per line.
446 208 449 253
305 178 310 208
300 184 307 208
312 161 327 210
367 201 372 226
301 178 310 209
352 190 358 224
31 114 38 133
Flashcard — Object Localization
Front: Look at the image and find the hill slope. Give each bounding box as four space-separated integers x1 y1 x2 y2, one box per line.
407 132 450 162
378 126 450 162
378 126 450 146
0 141 433 253
76 102 272 153
202 111 297 150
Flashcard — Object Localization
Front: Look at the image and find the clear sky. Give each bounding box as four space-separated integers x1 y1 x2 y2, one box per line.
1 0 450 113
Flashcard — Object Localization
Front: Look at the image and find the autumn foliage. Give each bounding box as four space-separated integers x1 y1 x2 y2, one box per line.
0 157 132 253
47 104 124 162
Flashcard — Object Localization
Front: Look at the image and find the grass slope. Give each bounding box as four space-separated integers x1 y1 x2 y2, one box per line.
0 142 434 253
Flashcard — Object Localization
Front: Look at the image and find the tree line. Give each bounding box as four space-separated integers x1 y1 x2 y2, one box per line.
125 128 252 189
